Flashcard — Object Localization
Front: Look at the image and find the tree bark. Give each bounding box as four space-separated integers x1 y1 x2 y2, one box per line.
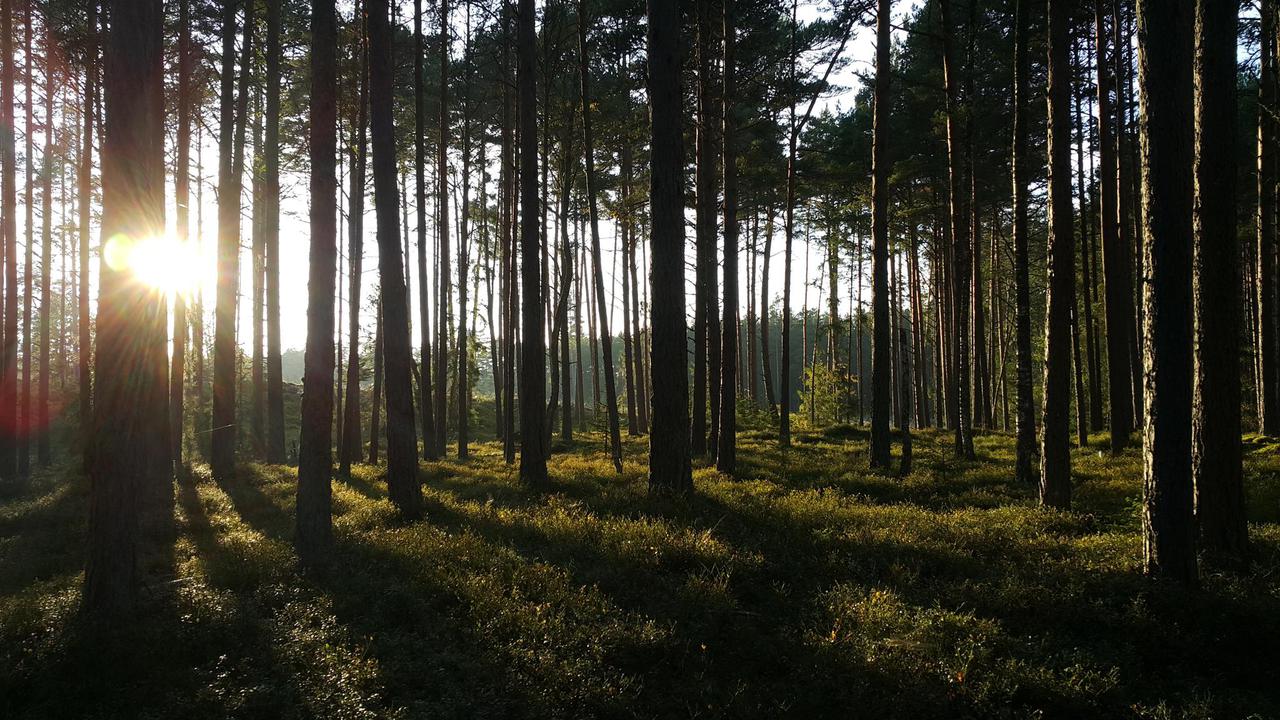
84 0 164 618
517 0 548 487
369 0 420 517
717 0 738 474
1012 0 1036 486
264 0 285 463
869 0 892 469
77 0 96 455
646 0 692 494
1138 0 1197 584
575 0 621 470
939 0 974 459
1192 0 1246 563
1041 0 1075 509
341 9 367 476
297 0 337 567
415 0 438 461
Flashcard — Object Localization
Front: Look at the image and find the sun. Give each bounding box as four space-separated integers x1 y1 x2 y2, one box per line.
103 232 209 298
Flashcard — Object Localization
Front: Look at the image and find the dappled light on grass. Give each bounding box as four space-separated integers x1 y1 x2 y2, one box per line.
2 429 1279 717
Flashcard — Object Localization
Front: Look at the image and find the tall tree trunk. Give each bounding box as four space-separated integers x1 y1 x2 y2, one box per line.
264 0 284 463
170 0 191 470
434 0 452 457
38 7 53 466
0 0 16 480
297 0 337 567
84 0 164 618
517 0 548 487
1193 0 1246 563
19 0 32 478
1139 0 1197 584
341 11 368 476
1012 0 1036 486
692 0 715 457
251 87 266 459
1259 0 1279 435
646 0 692 494
1097 0 1136 451
939 0 974 459
780 0 797 448
213 0 253 481
1040 0 1075 509
415 0 437 461
77 0 96 452
457 7 473 460
869 0 892 468
761 209 776 414
369 0 420 518
368 298 383 463
717 0 738 474
575 0 621 470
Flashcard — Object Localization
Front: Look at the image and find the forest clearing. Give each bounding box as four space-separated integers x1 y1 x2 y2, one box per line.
0 0 1277 715
4 428 1278 718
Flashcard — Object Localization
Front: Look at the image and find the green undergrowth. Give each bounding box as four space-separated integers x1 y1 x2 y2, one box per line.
1 428 1277 718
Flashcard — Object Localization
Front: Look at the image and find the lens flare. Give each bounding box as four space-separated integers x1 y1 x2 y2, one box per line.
103 232 208 298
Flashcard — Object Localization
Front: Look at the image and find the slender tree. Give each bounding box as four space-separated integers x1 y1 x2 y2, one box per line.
517 0 548 486
869 0 892 469
77 0 96 450
646 0 692 494
0 0 15 480
717 0 738 474
369 0 420 517
939 0 974 459
341 9 368 477
415 0 438 460
1041 0 1075 509
1012 0 1036 486
212 0 251 481
264 0 284 462
36 6 53 467
1192 0 1246 563
297 0 338 567
1138 0 1197 584
1259 0 1279 435
576 0 622 472
84 0 164 617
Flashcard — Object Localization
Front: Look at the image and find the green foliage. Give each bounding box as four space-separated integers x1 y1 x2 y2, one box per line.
2 431 1278 718
798 362 857 428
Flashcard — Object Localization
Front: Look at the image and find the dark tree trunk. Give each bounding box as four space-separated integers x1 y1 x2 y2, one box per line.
77 0 96 454
576 0 621 471
169 0 191 470
0 0 15 480
646 0 692 494
457 8 473 460
1138 0 1197 584
717 0 738 475
264 0 285 463
1097 0 1136 451
869 0 892 469
415 0 438 461
369 0 420 518
297 0 337 567
692 0 715 458
1012 0 1036 486
1041 0 1075 509
213 0 252 481
369 299 383 464
341 12 367 476
761 210 776 415
84 0 164 618
939 0 974 459
1258 0 1279 435
1192 0 1247 563
517 0 548 487
38 5 54 466
435 0 451 458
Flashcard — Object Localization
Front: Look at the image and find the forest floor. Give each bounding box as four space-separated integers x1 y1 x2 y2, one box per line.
2 426 1279 719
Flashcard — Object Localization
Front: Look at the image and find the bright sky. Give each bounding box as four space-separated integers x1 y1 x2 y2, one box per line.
10 0 900 360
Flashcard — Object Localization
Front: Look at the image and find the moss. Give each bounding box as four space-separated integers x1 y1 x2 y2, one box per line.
2 428 1277 718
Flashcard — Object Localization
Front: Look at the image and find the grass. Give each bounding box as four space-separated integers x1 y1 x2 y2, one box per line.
1 427 1278 718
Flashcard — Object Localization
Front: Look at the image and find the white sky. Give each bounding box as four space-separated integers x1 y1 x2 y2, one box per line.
9 0 899 359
